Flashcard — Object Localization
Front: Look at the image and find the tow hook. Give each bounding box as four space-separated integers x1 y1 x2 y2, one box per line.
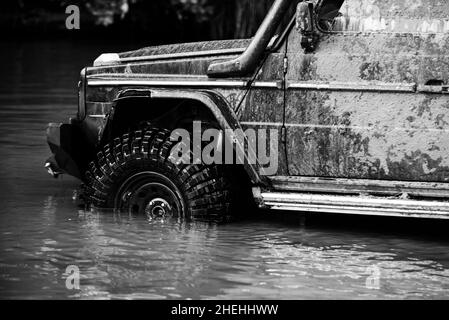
45 162 62 179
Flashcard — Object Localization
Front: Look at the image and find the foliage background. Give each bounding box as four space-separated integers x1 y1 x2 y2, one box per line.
1 0 275 44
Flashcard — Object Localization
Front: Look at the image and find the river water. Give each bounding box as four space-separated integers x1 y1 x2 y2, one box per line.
0 40 449 300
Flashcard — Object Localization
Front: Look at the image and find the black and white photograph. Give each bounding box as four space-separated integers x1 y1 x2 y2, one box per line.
1 0 449 305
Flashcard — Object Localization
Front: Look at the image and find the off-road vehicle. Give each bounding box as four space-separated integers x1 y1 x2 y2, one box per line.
46 0 449 220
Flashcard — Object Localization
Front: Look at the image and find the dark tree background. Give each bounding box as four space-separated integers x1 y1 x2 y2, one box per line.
1 0 275 44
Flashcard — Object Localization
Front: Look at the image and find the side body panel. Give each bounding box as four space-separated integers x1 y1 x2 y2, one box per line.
239 44 288 176
84 44 287 180
284 1 449 182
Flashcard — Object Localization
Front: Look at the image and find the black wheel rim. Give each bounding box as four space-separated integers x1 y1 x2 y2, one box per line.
115 172 185 218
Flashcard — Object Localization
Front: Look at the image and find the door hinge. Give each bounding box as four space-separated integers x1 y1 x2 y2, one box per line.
283 57 288 75
417 84 449 94
281 126 287 143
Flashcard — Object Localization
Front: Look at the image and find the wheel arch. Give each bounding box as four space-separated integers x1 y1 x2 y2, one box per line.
102 88 265 186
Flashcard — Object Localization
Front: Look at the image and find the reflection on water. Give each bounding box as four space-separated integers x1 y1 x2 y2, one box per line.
0 40 449 299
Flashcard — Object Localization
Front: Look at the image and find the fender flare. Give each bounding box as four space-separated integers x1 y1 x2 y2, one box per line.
111 88 266 185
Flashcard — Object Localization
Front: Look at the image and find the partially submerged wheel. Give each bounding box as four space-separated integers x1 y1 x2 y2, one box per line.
116 171 185 218
84 127 232 221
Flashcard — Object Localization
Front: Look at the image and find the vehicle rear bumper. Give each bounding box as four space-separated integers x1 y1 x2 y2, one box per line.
45 122 83 180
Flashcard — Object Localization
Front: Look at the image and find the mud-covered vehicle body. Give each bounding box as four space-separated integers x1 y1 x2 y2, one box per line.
47 0 449 220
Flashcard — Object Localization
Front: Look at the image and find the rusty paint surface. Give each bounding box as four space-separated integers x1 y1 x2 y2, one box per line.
285 0 449 182
241 50 289 176
328 0 449 34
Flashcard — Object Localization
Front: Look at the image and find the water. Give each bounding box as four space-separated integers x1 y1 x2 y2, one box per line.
1 40 449 300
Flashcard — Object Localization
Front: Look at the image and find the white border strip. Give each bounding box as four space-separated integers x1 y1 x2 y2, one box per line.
240 121 449 133
87 78 281 89
287 81 416 93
